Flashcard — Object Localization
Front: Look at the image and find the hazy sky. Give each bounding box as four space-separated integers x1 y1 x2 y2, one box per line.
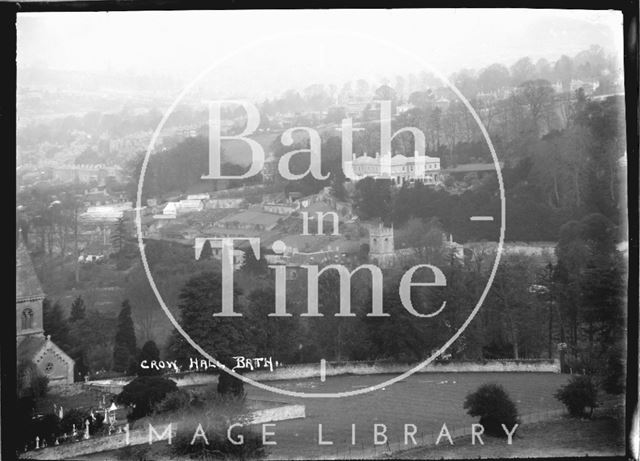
17 9 623 96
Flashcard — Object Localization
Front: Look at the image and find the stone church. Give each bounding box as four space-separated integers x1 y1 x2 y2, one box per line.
17 239 74 385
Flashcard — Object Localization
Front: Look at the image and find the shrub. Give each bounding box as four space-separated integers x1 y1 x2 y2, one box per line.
217 370 245 398
33 375 49 398
33 413 60 446
117 376 178 421
60 408 88 436
17 360 48 399
463 383 519 437
217 357 245 398
138 341 162 377
554 375 599 418
153 389 191 415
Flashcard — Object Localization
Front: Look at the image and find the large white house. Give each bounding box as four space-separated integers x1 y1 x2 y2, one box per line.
343 152 441 186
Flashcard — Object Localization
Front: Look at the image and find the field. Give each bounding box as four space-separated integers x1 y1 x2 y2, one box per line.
241 372 573 459
396 406 626 459
81 371 629 460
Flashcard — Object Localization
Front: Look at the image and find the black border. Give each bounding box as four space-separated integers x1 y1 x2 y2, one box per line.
3 2 639 461
3 0 640 11
622 4 639 461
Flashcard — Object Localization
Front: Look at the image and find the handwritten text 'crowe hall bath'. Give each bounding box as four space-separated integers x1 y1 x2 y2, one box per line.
139 357 277 373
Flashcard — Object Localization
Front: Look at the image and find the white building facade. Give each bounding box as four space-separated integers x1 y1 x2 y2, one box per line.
344 152 441 186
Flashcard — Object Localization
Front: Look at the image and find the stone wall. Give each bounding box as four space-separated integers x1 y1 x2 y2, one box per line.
20 401 305 460
245 359 561 381
20 425 170 460
84 359 560 392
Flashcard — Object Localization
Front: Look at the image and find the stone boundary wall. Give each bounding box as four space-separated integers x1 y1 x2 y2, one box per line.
247 359 561 382
20 401 305 460
20 425 171 460
84 359 560 393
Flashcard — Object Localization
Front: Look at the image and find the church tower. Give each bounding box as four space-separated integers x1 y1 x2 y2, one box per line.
16 237 75 384
368 221 395 268
17 238 45 343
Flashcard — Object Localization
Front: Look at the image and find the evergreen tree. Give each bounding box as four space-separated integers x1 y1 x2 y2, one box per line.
113 300 137 373
169 271 254 363
240 246 269 276
138 340 161 376
43 299 70 351
199 239 213 260
69 296 86 322
246 286 302 362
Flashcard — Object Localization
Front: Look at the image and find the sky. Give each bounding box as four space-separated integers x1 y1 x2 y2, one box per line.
17 9 624 97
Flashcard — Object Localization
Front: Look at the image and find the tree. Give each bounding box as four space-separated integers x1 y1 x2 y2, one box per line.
17 360 48 399
464 384 519 436
239 246 269 276
517 80 555 135
43 299 70 351
138 340 161 376
69 296 86 322
374 84 397 114
66 309 117 379
555 376 598 418
246 286 302 363
510 57 536 86
353 178 393 224
113 300 137 373
478 63 510 93
554 55 574 93
487 253 543 359
554 212 625 379
408 90 435 109
199 239 213 260
535 58 553 81
168 271 255 364
395 217 447 264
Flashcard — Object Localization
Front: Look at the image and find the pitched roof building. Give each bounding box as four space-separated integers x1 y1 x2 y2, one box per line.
17 239 74 385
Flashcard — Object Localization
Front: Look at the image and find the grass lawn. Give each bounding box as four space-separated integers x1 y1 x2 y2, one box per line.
394 406 626 459
70 373 626 460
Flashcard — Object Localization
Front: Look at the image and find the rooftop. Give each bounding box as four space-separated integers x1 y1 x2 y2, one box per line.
18 336 47 362
16 240 45 302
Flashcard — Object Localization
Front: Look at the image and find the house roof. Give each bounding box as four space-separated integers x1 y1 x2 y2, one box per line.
17 335 46 362
16 241 44 302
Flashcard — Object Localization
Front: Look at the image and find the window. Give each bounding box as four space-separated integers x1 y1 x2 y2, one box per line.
21 308 34 330
44 362 54 374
